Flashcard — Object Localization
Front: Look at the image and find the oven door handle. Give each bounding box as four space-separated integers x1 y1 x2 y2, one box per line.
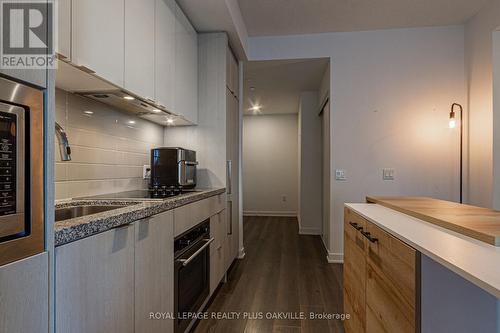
177 237 214 267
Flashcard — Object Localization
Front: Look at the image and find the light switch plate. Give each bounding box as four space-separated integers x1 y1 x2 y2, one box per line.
335 169 347 181
383 168 395 180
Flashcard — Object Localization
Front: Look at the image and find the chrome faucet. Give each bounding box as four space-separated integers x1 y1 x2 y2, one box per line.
55 122 71 161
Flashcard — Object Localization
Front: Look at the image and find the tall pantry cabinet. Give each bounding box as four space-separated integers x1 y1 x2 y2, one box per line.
164 32 241 273
225 47 240 270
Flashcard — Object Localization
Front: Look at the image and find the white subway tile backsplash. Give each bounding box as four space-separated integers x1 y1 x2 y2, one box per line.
55 89 163 199
55 163 68 182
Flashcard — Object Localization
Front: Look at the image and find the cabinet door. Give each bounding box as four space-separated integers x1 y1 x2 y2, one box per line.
72 0 124 87
174 3 198 124
135 212 174 333
0 253 48 333
155 0 175 111
343 208 367 333
210 210 225 294
226 89 239 265
55 225 135 333
365 221 418 333
124 0 155 100
56 0 71 60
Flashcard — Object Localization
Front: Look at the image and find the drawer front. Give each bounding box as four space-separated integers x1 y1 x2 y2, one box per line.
344 208 367 333
364 221 418 332
174 194 225 237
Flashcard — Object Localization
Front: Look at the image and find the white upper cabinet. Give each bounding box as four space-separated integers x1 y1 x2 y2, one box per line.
174 3 198 124
59 0 199 125
72 0 125 87
155 0 176 111
56 0 71 60
124 0 155 100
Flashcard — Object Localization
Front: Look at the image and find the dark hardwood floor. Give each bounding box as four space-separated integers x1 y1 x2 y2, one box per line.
193 216 345 333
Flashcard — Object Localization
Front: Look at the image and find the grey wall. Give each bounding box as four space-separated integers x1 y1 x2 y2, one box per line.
248 25 466 260
242 114 299 215
298 92 322 234
421 255 499 333
55 89 164 199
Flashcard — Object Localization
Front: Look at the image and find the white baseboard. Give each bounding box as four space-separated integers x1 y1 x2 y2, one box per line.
326 252 344 264
243 210 297 217
298 227 322 235
237 247 246 259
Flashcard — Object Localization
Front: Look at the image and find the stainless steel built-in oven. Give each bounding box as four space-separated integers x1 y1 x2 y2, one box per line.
0 76 44 266
174 220 213 333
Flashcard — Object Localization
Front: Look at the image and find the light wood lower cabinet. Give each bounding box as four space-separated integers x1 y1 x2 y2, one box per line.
0 252 48 333
344 208 420 333
344 208 367 333
134 211 174 333
56 225 135 333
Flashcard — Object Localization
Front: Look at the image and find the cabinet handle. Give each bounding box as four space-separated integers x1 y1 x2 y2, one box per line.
361 231 378 243
227 201 233 235
226 160 232 195
349 222 363 231
76 65 96 74
56 52 68 60
113 222 132 230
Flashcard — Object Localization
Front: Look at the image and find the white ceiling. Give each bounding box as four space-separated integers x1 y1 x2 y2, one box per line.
237 0 490 37
244 59 329 115
176 0 249 59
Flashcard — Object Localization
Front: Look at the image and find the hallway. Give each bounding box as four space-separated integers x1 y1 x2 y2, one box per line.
193 216 344 333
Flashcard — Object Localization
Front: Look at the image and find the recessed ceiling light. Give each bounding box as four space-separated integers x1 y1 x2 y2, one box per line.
83 110 94 115
128 120 136 124
166 118 174 124
123 96 135 100
250 105 261 112
152 109 162 113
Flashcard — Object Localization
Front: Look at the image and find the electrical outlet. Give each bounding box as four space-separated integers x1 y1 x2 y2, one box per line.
383 168 395 180
143 165 151 179
335 169 347 181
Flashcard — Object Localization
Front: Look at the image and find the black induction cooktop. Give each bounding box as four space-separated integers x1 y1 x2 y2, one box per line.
78 188 201 201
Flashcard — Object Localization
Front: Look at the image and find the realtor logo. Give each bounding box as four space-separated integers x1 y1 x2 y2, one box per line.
1 0 56 69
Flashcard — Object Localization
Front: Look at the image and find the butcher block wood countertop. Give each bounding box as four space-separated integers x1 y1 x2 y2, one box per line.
366 196 500 246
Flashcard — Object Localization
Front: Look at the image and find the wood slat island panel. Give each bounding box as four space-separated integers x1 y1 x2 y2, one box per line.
366 196 500 246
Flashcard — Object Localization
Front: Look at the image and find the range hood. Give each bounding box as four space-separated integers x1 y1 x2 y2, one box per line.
55 59 193 126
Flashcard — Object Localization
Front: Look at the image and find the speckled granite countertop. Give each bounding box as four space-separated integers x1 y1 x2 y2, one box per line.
54 188 225 247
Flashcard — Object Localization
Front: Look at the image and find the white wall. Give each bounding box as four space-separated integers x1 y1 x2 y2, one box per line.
242 114 298 215
494 30 500 210
298 92 322 234
55 89 163 199
248 26 466 260
465 0 500 209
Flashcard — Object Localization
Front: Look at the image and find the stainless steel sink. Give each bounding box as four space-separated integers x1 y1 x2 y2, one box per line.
55 205 130 222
